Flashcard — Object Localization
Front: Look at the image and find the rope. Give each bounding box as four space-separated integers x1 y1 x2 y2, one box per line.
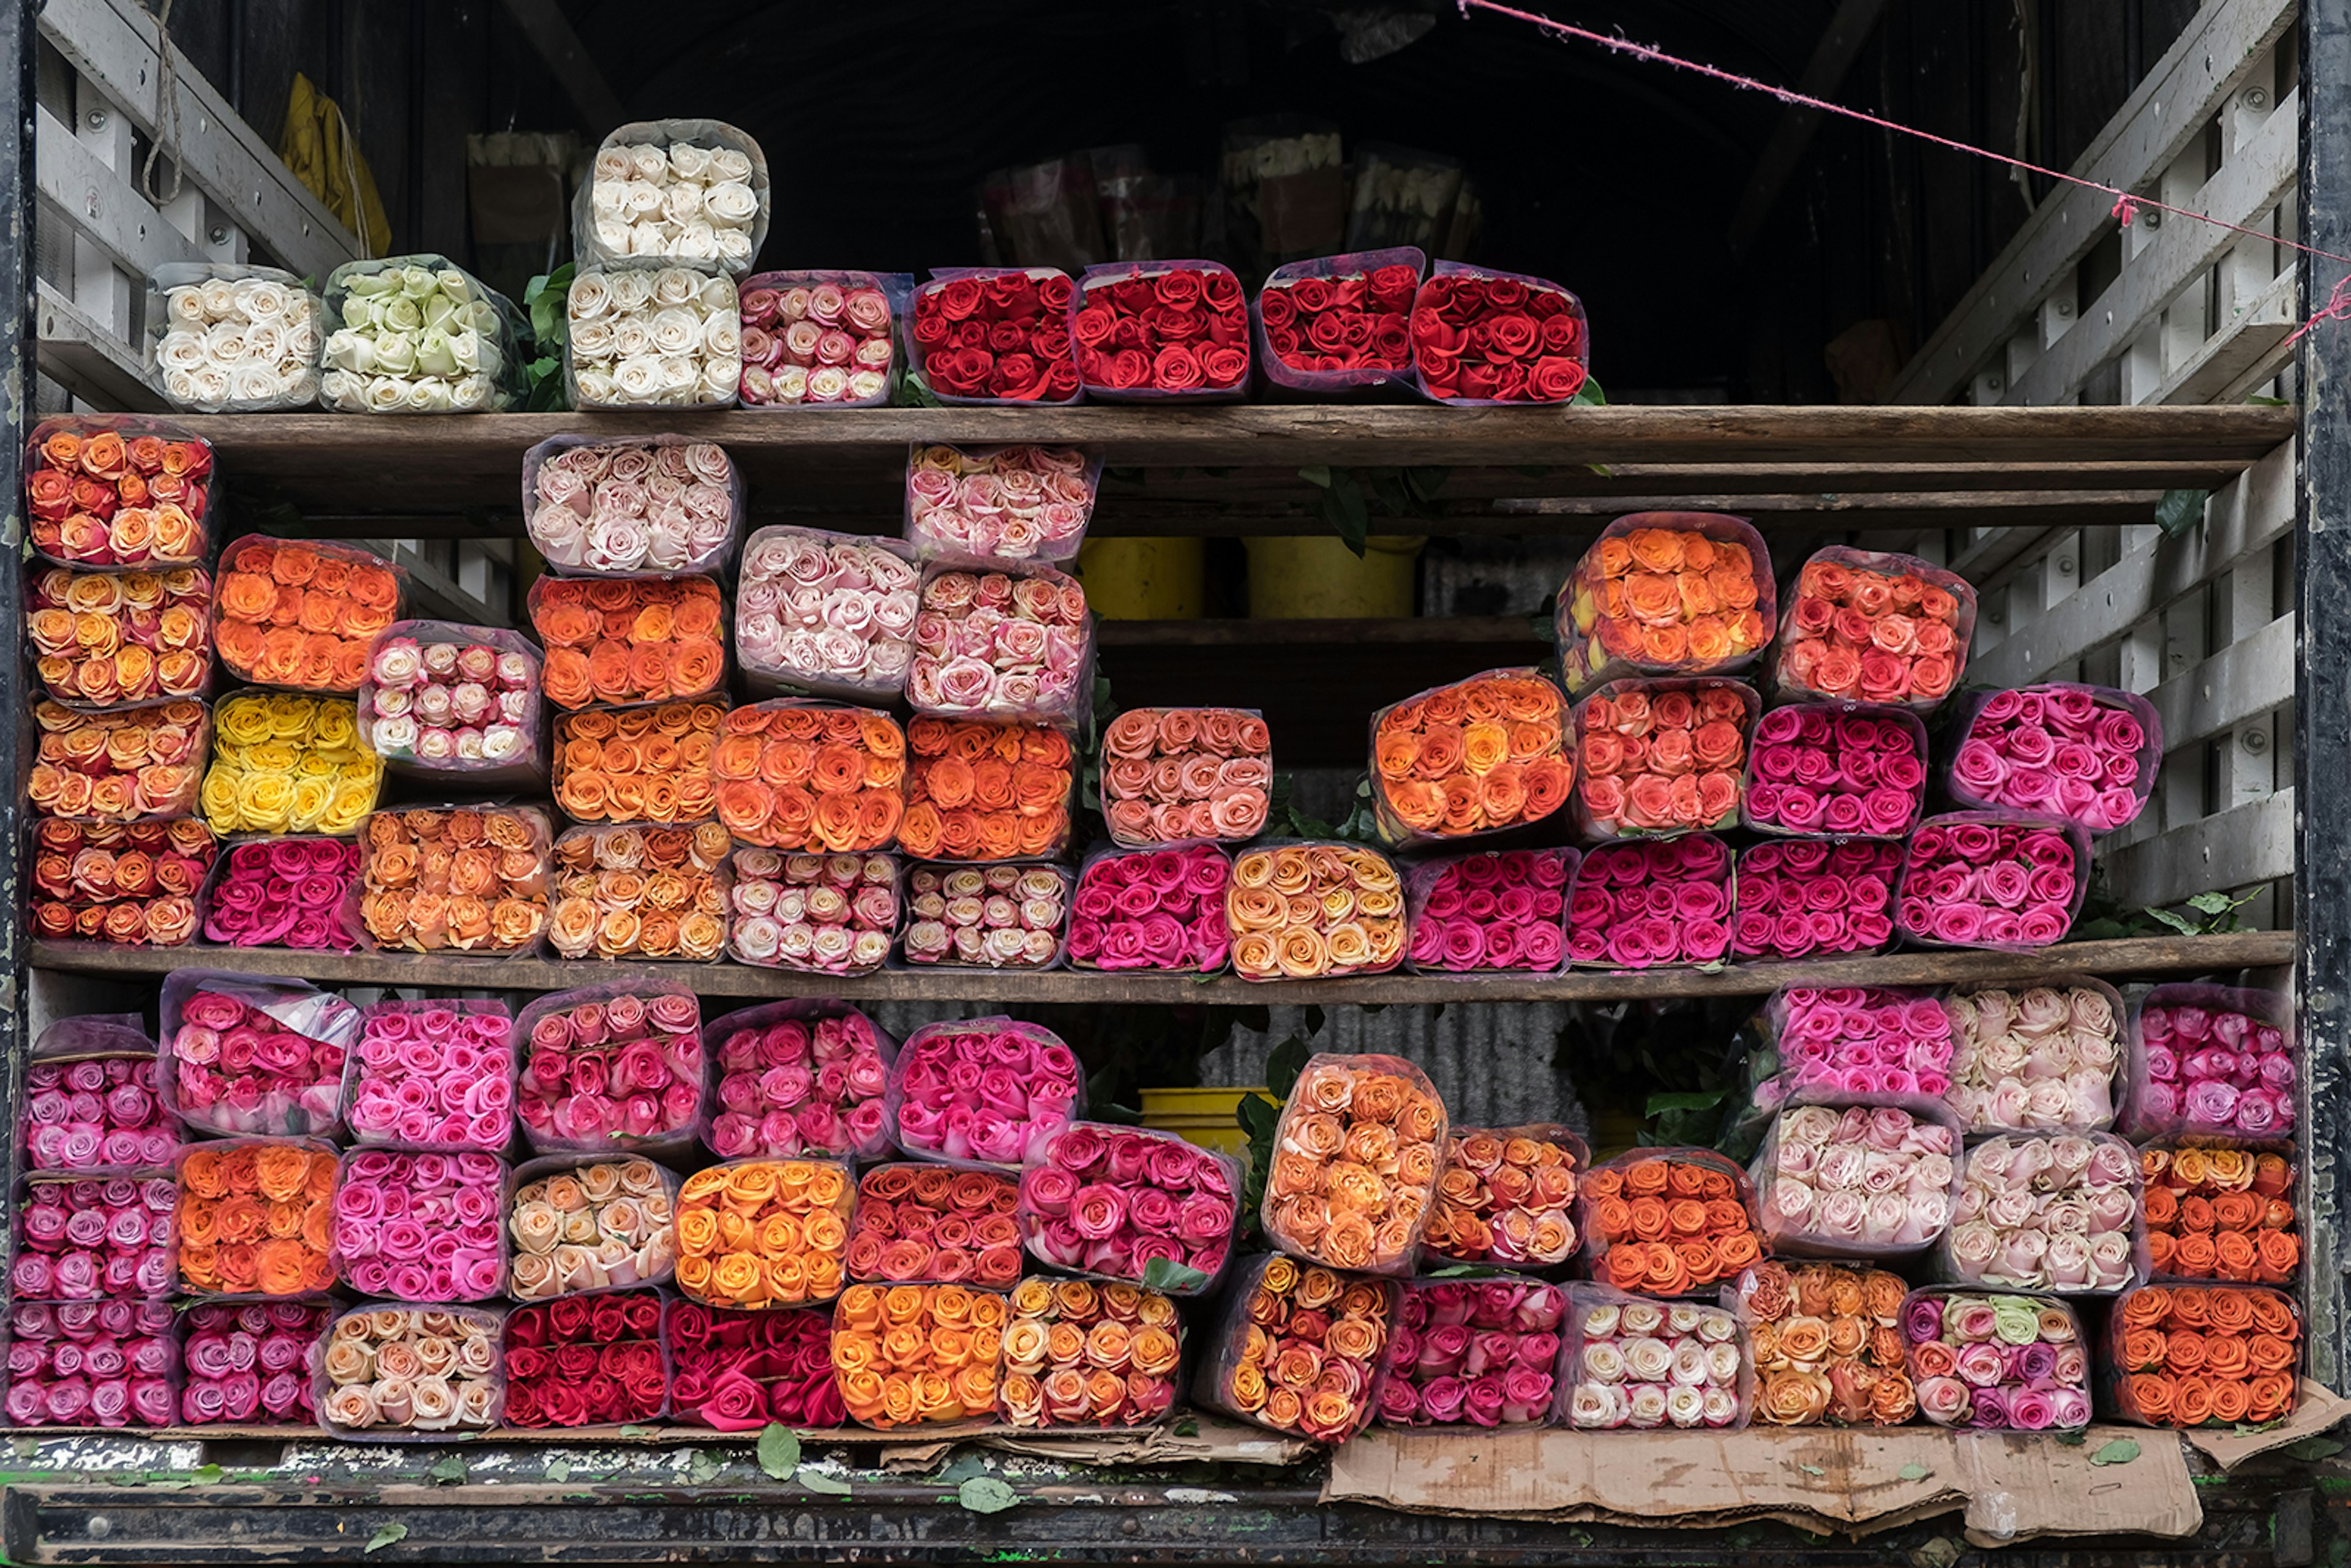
138 0 185 208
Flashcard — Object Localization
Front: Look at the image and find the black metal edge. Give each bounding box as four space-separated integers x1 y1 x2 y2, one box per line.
4 0 37 1291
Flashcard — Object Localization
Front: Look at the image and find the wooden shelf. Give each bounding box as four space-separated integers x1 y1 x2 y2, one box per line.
31 930 2292 1006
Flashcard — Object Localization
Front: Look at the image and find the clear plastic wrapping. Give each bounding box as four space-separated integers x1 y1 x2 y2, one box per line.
1423 1123 1587 1268
575 119 769 275
726 847 901 976
24 416 212 569
356 621 546 789
1731 1261 1918 1426
1404 849 1578 977
357 803 552 954
2121 983 2297 1141
1943 978 2126 1135
553 702 725 826
1745 986 1954 1119
201 689 381 837
738 270 910 407
20 1016 179 1174
1370 1275 1566 1430
703 999 898 1161
514 985 705 1161
904 266 1082 405
1570 678 1755 841
27 564 212 705
1565 835 1734 969
1730 838 1903 961
1016 1122 1242 1294
523 435 744 579
345 997 517 1152
1100 707 1272 847
1261 1052 1445 1278
331 1148 509 1301
667 1300 846 1430
1556 513 1774 694
158 968 358 1139
1895 812 2090 951
1071 261 1250 400
901 717 1076 861
1371 667 1573 846
1753 1103 1961 1260
547 821 732 964
504 1153 680 1300
28 817 214 947
1742 703 1929 839
177 1300 332 1425
1900 1287 2091 1430
1945 683 2162 834
1067 843 1232 974
197 834 366 952
905 442 1102 569
2 1299 178 1428
1000 1275 1185 1428
2104 1283 2301 1427
174 1138 339 1299
1941 1133 2145 1295
531 573 727 710
907 565 1094 729
12 1173 177 1299
2140 1145 2300 1285
1409 261 1589 405
502 1289 669 1429
212 536 407 695
673 1158 855 1310
1559 1284 1750 1430
1190 1252 1395 1443
1346 146 1463 252
313 1302 505 1439
887 1018 1081 1172
1220 119 1346 274
1254 249 1423 395
565 264 741 410
831 1281 1009 1433
711 699 907 853
320 255 520 413
899 860 1071 970
146 261 324 412
1227 839 1408 980
848 1164 1024 1288
735 526 920 702
1578 1147 1764 1295
1768 547 1975 711
30 697 209 823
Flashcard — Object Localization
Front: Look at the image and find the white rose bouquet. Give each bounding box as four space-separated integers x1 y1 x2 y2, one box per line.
575 119 768 276
145 263 324 411
566 266 741 410
318 255 519 415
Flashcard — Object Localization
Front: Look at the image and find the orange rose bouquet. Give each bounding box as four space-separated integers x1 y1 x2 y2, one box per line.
713 700 907 852
212 536 403 694
25 417 211 568
1228 842 1406 980
553 702 722 825
2108 1284 2300 1428
1771 547 1974 711
31 817 213 945
1000 1277 1183 1428
830 1282 1008 1431
358 805 552 953
1371 669 1573 844
1557 512 1774 692
1193 1253 1395 1444
174 1137 337 1297
1264 1053 1446 1277
1572 680 1756 839
1423 1123 1585 1268
675 1158 855 1310
29 699 208 822
1100 707 1272 847
28 567 212 705
1580 1149 1764 1295
532 574 727 709
898 716 1073 860
1735 1261 1916 1426
549 822 731 962
2142 1146 2300 1285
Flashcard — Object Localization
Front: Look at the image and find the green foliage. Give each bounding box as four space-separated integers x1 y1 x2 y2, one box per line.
520 262 576 413
1297 465 1450 556
365 1523 408 1553
756 1424 800 1480
1141 1256 1211 1293
2090 1438 2142 1466
958 1476 1020 1514
1572 376 1608 407
2155 488 2211 537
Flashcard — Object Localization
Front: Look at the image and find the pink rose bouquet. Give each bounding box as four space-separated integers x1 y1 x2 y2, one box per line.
1731 839 1902 961
1068 846 1232 973
3 1300 176 1428
1895 813 2085 950
727 849 900 975
705 1000 895 1160
1406 849 1575 975
890 1018 1081 1170
738 271 900 407
2126 986 2295 1141
160 971 358 1138
523 437 740 577
1755 986 1955 1107
331 1149 508 1300
357 623 541 782
667 1300 846 1431
1374 1277 1567 1429
12 1176 176 1299
1902 1288 2091 1430
1744 704 1927 837
902 862 1071 969
736 527 920 702
907 566 1092 726
1756 1105 1958 1258
1944 1133 2143 1293
1561 1286 1748 1430
21 1019 178 1172
200 836 364 951
906 444 1099 568
1017 1123 1241 1292
1944 983 2124 1133
346 999 515 1150
516 987 705 1157
1948 684 2160 833
1564 835 1732 967
1100 706 1273 847
179 1302 330 1425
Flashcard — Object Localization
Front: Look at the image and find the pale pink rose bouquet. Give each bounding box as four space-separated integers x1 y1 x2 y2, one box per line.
516 986 705 1158
1754 1105 1958 1258
704 1000 896 1161
20 1016 179 1173
888 1019 1081 1171
1946 684 2161 833
727 849 900 975
1561 1286 1749 1430
329 1148 508 1300
736 527 920 702
1942 1133 2143 1294
345 998 516 1151
907 566 1092 727
738 271 904 407
356 623 542 784
523 436 741 577
905 444 1100 569
902 862 1070 969
1943 983 2124 1133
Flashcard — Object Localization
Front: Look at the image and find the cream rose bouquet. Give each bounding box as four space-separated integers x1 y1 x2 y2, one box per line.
567 266 741 409
146 263 323 411
576 120 769 274
320 256 517 414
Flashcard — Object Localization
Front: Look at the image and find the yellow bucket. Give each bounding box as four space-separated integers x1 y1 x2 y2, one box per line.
1245 535 1423 619
1139 1087 1265 1157
1586 1111 1643 1165
1076 537 1205 620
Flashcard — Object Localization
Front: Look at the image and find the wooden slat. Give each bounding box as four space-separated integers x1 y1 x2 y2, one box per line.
2145 611 2295 752
2158 265 2298 405
34 279 164 411
2103 792 2297 909
34 104 202 280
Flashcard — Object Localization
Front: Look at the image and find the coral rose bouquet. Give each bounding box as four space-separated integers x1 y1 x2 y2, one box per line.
1101 707 1272 847
1730 839 1903 961
1424 1123 1584 1268
1895 812 2087 950
727 849 900 975
902 717 1075 860
2 1300 177 1429
1404 849 1576 976
2107 1283 2301 1428
19 1015 180 1172
28 566 211 705
905 266 1082 405
532 575 726 709
566 264 741 409
553 702 722 826
1072 260 1250 399
502 1289 667 1429
1371 668 1574 845
516 985 705 1159
1229 842 1409 980
1565 835 1734 967
1901 1288 2091 1430
1262 1053 1447 1277
1943 1133 2144 1294
321 255 519 414
675 1158 854 1310
1560 1285 1749 1430
331 1149 509 1300
906 443 1100 569
667 1301 846 1431
146 262 323 412
2141 1146 2300 1285
30 699 208 823
504 1155 679 1300
159 969 359 1138
1018 1122 1242 1292
357 804 553 953
358 623 544 786
24 417 211 569
888 1019 1081 1170
1409 261 1589 404
1572 680 1754 839
1000 1277 1185 1428
1744 704 1927 838
13 1175 177 1299
738 269 906 407
1580 1149 1764 1295
711 700 907 853
1068 845 1232 973
1254 247 1422 393
548 822 731 963
1948 683 2161 833
1769 547 1973 710
703 999 896 1160
908 565 1093 727
201 691 381 836
1558 512 1773 692
174 1138 338 1298
1754 1105 1959 1260
1735 1261 1916 1427
200 836 365 951
523 437 742 577
178 1302 331 1426
346 997 516 1151
1943 981 2124 1134
850 1166 1022 1287
1373 1276 1567 1430
577 121 768 273
831 1283 1009 1432
213 538 404 694
314 1304 503 1438
30 818 213 946
737 526 920 702
901 861 1072 970
1194 1253 1396 1443
2123 985 2296 1141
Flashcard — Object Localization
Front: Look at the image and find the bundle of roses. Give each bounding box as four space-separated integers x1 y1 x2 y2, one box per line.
1745 705 1927 837
517 988 703 1155
1264 1053 1445 1277
712 701 906 853
1557 514 1772 691
1561 1288 1747 1430
1736 1262 1916 1426
502 1291 666 1428
175 1139 337 1297
506 1156 678 1299
1902 1289 2091 1430
902 862 1071 970
358 626 539 778
1949 684 2158 833
727 849 899 975
26 421 210 568
201 691 381 838
707 1001 894 1160
1772 549 1970 710
830 1283 1008 1430
899 717 1074 860
667 1301 846 1430
906 443 1097 568
1375 1277 1565 1428
553 702 722 825
347 998 515 1150
736 528 920 701
178 1302 329 1425
1071 262 1249 397
1409 264 1588 403
1256 253 1419 386
163 977 355 1138
566 265 740 409
1757 1105 1958 1258
1406 850 1574 975
330 1149 506 1300
358 805 551 954
549 823 731 964
30 817 212 945
534 576 726 708
907 566 1091 726
1573 681 1751 838
1425 1124 1582 1267
1580 1150 1764 1294
1371 669 1573 842
848 1165 1024 1287
200 838 364 952
320 258 512 414
150 267 323 411
1018 1123 1239 1289
1945 1133 2142 1294
29 699 207 822
316 1304 503 1436
525 439 738 576
12 1176 175 1299
212 538 402 693
1895 814 2082 950
581 133 763 271
1755 985 1954 1105
740 272 897 406
891 1019 1081 1169
2127 986 2295 1141
1001 1277 1184 1428
676 1159 853 1311
2 1300 176 1428
1944 983 2123 1134
2110 1284 2300 1428
1068 846 1232 973
20 1020 178 1172
1194 1253 1394 1444
2142 1146 2299 1285
1228 842 1407 980
1100 707 1272 847
906 267 1081 404
28 567 211 704
1565 835 1733 967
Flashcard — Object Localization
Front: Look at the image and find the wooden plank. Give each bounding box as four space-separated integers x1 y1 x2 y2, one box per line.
34 104 202 280
2145 610 2295 752
2103 791 2296 909
1099 617 1534 648
34 278 164 411
26 930 2295 1007
497 0 626 134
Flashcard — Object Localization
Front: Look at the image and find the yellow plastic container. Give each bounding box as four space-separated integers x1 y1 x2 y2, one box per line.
1139 1087 1264 1157
1245 535 1423 619
1076 537 1205 620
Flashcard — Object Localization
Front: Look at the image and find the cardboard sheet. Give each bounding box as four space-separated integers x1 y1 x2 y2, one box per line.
2182 1379 2351 1471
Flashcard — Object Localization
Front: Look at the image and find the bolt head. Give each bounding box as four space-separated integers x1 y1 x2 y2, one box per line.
2246 87 2270 108
84 108 105 130
208 225 229 245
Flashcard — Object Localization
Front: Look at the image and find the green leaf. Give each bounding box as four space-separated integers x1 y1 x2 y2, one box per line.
1896 1463 1931 1482
798 1467 854 1496
1141 1256 1211 1293
1424 1262 1517 1279
1297 466 1333 489
2090 1438 2142 1466
1237 1094 1281 1138
958 1476 1020 1514
688 1450 727 1485
1174 1418 1199 1438
2246 394 2291 406
1645 1089 1731 1116
2155 489 2210 537
544 1458 572 1482
1799 1464 1824 1477
2144 906 2202 936
2054 1430 2087 1447
365 1523 408 1554
1571 376 1608 407
757 1424 802 1480
617 1425 658 1438
2285 1436 2347 1461
427 1456 467 1486
2186 891 2235 915
189 1464 223 1486
1265 1033 1311 1100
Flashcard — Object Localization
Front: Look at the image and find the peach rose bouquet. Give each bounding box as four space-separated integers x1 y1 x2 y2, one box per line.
505 1155 679 1299
532 575 726 709
676 1158 853 1310
1557 512 1773 692
899 717 1073 860
315 1304 502 1437
358 805 551 953
30 699 208 822
1735 1261 1916 1426
1371 669 1573 844
25 418 211 568
1771 547 1973 711
1193 1253 1395 1444
1100 707 1272 847
1572 680 1755 839
548 822 731 962
28 566 211 705
830 1283 1008 1431
30 817 212 945
907 565 1092 727
1263 1053 1446 1277
1423 1123 1584 1268
1000 1277 1183 1428
1227 842 1406 980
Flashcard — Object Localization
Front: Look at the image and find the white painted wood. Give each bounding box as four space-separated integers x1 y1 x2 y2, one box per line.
35 105 203 282
69 71 132 346
2102 790 2295 909
34 279 165 411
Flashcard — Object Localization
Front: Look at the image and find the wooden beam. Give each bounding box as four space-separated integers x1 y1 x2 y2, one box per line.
1727 0 1892 257
497 0 624 134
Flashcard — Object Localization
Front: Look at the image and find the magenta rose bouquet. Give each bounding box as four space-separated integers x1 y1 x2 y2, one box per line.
516 987 705 1157
667 1300 846 1430
3 1300 177 1428
1017 1123 1241 1292
2126 985 2295 1141
1731 839 1902 961
160 971 358 1138
908 565 1092 727
889 1018 1081 1171
1756 1105 1959 1258
21 1025 178 1172
1895 813 2085 950
1943 1133 2143 1293
1754 986 1954 1107
346 998 515 1151
1948 684 2160 833
736 527 920 703
179 1301 329 1425
1375 1277 1566 1429
1068 845 1232 973
1944 983 2124 1133
1744 703 1926 837
705 1000 894 1160
1564 835 1731 967
1561 1286 1747 1430
201 837 364 950
330 1148 508 1300
12 1176 176 1299
1406 849 1575 975
1902 1288 2090 1430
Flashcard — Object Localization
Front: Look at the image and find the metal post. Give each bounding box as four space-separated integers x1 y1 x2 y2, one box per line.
1 0 39 1237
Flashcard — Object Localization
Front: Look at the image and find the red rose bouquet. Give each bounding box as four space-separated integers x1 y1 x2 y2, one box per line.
667 1300 846 1430
1072 261 1250 399
30 817 212 945
738 270 905 408
906 266 1081 404
1772 547 1974 711
200 836 365 951
503 1290 666 1429
25 417 211 569
1409 262 1588 405
1000 1277 1184 1428
29 699 208 823
1018 1122 1242 1292
847 1165 1024 1287
1254 248 1422 393
1572 680 1756 839
28 566 212 705
1732 839 1904 961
